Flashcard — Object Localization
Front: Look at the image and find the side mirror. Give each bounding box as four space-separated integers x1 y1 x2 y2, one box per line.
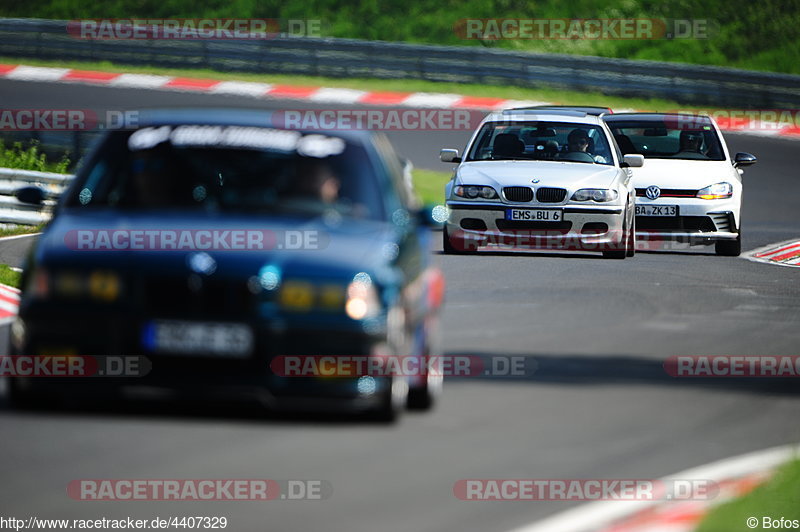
15 186 45 205
734 152 757 167
440 149 461 163
621 154 644 168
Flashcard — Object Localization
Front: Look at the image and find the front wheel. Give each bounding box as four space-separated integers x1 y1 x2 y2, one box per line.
369 375 407 423
442 226 477 255
7 378 47 410
603 207 632 260
715 233 742 256
626 215 636 257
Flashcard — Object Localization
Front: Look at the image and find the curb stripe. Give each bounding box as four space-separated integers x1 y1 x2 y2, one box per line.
164 77 221 90
265 85 319 99
745 239 800 267
108 73 172 88
210 81 273 96
456 96 508 109
358 91 414 105
754 242 800 258
507 444 799 532
62 69 118 83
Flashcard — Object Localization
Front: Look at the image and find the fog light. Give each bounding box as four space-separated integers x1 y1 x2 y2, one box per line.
357 376 376 396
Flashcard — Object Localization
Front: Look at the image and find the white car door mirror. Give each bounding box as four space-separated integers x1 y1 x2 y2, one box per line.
440 149 461 163
622 154 644 168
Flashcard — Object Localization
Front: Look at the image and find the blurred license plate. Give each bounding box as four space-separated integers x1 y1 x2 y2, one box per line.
636 205 678 216
144 321 254 358
505 209 562 221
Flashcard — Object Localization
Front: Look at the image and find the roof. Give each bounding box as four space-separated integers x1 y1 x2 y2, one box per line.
486 109 603 125
514 105 613 116
129 108 373 142
603 112 713 124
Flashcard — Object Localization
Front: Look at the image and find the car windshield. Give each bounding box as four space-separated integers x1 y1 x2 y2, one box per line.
466 121 614 165
65 126 386 221
607 119 726 161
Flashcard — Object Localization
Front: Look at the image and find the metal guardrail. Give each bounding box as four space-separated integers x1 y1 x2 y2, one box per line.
1 18 799 107
0 167 71 225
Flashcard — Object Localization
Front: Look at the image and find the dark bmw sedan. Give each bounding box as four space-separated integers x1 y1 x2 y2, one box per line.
9 109 444 421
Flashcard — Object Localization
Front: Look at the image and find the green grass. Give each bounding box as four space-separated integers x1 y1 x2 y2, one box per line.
2 1 798 75
412 168 452 205
0 263 21 288
696 459 800 532
0 223 46 238
0 140 70 173
0 56 705 114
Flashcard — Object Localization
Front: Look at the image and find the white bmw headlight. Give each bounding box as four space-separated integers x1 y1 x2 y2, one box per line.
696 182 733 200
571 189 619 202
454 185 498 200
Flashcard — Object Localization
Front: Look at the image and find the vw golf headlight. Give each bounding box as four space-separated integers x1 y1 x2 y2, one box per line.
697 182 732 200
571 189 619 202
454 185 498 200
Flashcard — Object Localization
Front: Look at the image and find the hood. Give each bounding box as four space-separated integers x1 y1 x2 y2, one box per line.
34 210 399 283
457 161 620 190
629 159 737 189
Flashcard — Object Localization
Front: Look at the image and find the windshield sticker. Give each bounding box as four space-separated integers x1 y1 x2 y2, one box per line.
128 126 346 157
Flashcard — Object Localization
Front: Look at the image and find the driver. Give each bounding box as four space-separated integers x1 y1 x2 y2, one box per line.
563 129 608 163
291 158 341 204
676 131 708 158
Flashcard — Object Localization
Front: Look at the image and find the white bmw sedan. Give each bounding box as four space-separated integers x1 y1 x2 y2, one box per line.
440 109 641 259
603 113 757 256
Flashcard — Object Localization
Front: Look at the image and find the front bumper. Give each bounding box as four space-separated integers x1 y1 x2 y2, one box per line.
12 307 395 412
446 202 626 251
634 197 739 242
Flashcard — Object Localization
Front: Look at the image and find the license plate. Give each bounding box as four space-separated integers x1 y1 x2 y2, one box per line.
635 205 678 216
143 320 254 358
505 209 562 221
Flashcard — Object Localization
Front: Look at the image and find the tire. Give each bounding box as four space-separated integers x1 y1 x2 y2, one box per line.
442 226 458 254
7 378 47 410
442 226 476 255
407 368 442 411
626 214 636 258
603 207 630 260
715 233 741 257
369 375 407 423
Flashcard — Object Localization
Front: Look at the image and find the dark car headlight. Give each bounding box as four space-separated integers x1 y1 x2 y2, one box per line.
454 185 498 200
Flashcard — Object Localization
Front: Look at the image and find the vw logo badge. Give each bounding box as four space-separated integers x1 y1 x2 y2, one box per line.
645 186 661 200
187 252 217 276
